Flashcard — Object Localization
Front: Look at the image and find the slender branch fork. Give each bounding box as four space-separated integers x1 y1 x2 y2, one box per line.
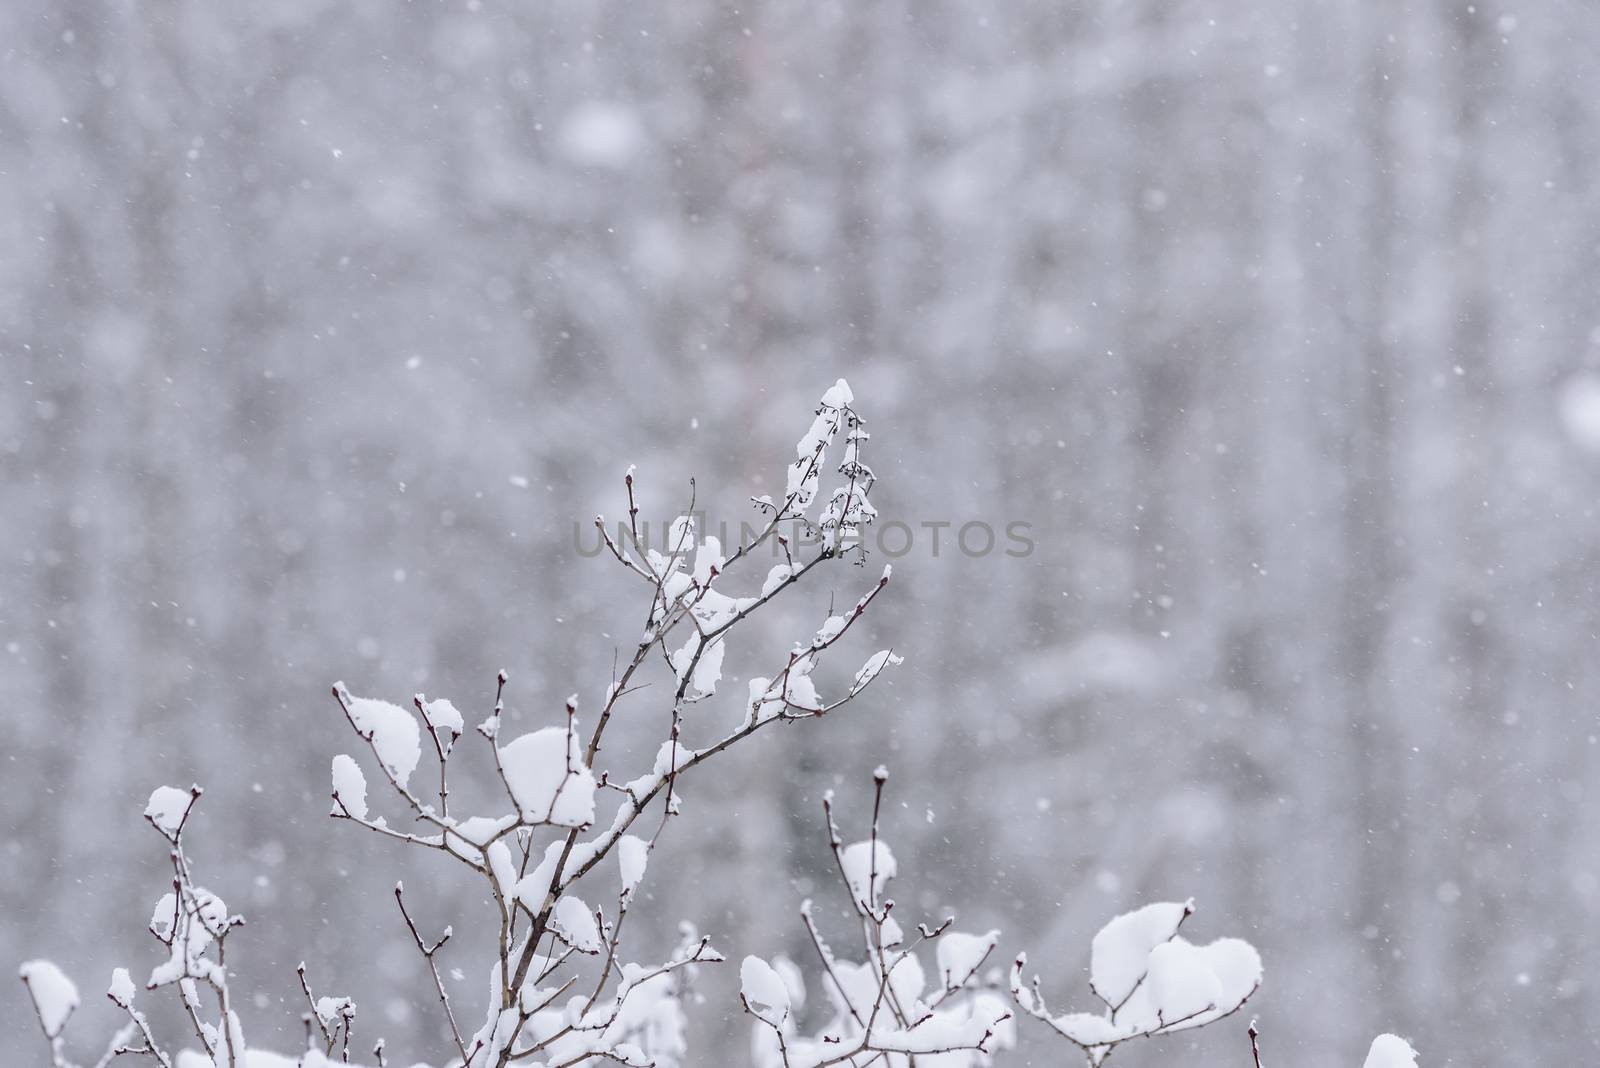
395 884 471 1066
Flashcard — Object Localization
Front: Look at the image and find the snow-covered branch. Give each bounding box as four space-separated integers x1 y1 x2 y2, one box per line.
316 378 893 1068
1009 898 1260 1067
741 768 1014 1068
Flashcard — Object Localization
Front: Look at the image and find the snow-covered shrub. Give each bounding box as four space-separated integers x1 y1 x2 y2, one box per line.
18 379 1418 1068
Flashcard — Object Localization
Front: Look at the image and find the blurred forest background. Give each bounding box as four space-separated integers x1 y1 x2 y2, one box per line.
5 1 1600 1065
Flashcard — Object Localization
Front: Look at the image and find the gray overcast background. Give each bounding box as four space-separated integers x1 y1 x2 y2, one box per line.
5 2 1600 1065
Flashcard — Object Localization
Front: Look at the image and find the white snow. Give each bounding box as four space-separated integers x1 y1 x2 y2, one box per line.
740 956 790 1026
796 412 836 463
688 588 746 631
745 676 780 727
513 841 568 911
149 892 178 941
784 669 820 711
1117 936 1260 1035
761 563 795 597
690 638 724 695
825 959 882 1024
550 894 603 954
609 1043 649 1067
330 754 368 820
147 886 230 988
650 739 691 778
669 634 725 697
488 840 517 897
840 839 896 910
1364 1034 1419 1068
820 378 854 408
850 650 903 695
618 835 648 899
937 929 999 990
771 956 806 1012
887 950 927 1007
785 381 857 514
314 995 353 1026
868 1010 993 1056
107 966 135 1006
815 615 847 643
666 513 695 557
19 959 78 1037
447 813 518 852
420 696 464 738
1142 938 1223 1020
177 1054 295 1068
1090 900 1191 1007
144 785 194 837
499 726 598 827
340 690 421 788
1039 1010 1127 1047
692 535 723 585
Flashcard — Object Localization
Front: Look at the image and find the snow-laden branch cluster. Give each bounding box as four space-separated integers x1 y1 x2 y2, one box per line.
740 768 1013 1068
1009 898 1259 1066
20 379 898 1068
20 785 262 1068
18 379 1422 1068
